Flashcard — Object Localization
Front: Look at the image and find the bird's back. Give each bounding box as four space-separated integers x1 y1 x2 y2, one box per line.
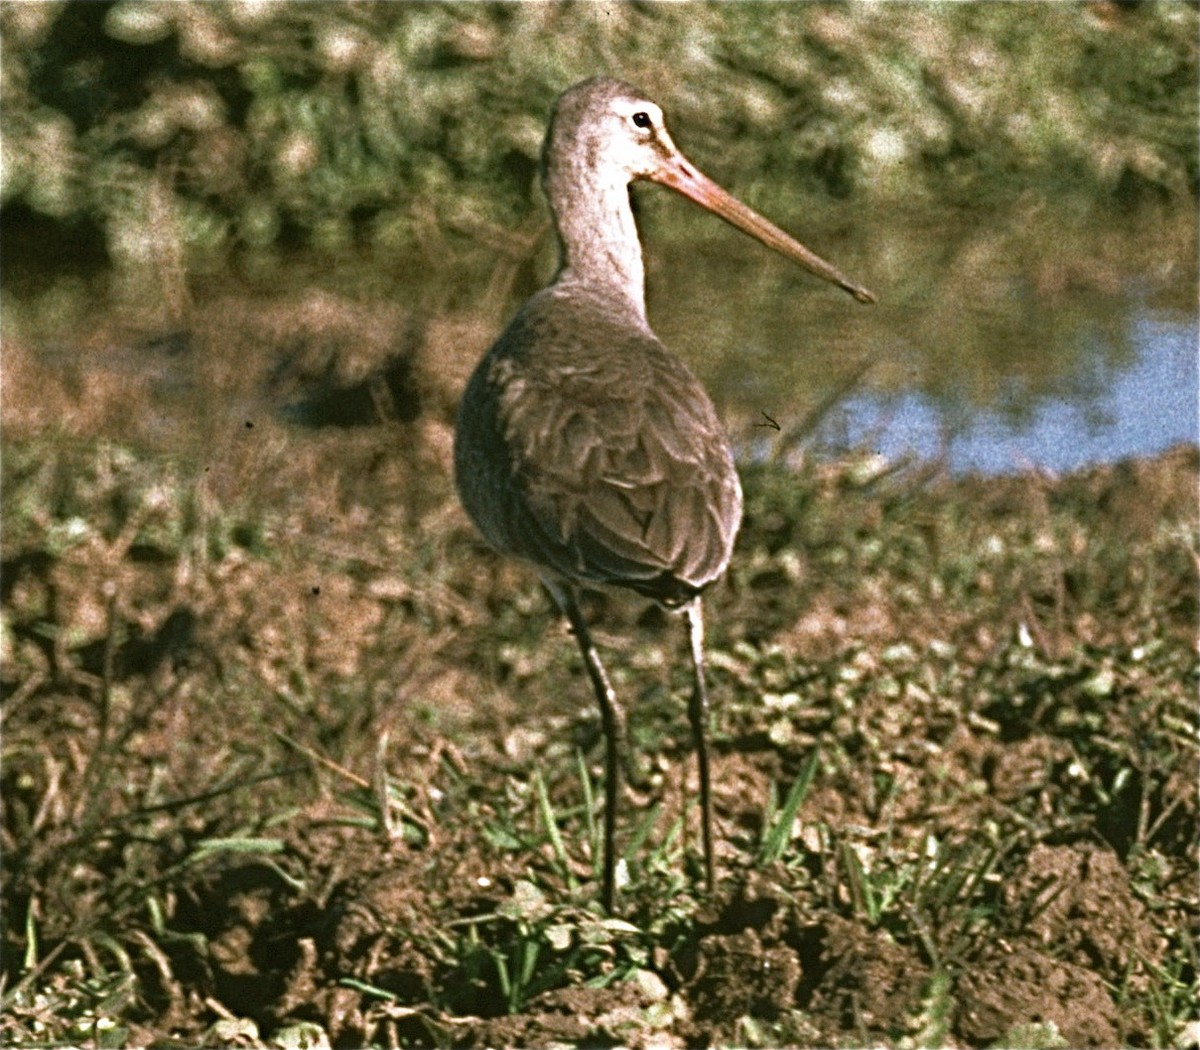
454 284 742 606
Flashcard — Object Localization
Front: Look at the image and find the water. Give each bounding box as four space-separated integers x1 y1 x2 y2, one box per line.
644 200 1198 475
813 307 1198 474
5 200 1197 477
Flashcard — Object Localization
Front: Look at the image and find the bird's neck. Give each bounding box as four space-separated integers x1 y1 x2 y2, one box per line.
544 164 648 322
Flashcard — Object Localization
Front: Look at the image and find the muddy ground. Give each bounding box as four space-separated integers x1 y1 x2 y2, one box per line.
2 291 1197 1048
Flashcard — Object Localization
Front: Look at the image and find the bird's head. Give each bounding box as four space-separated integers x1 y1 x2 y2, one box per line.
544 76 875 304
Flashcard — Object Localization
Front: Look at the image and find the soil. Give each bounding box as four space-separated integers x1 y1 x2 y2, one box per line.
2 291 1197 1048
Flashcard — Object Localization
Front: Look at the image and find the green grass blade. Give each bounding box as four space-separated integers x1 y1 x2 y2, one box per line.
575 749 599 879
533 770 577 890
759 748 820 864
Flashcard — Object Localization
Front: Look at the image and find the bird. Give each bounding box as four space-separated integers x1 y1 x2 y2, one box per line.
454 76 874 912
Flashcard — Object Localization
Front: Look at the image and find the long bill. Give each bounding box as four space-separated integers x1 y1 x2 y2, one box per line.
647 153 876 304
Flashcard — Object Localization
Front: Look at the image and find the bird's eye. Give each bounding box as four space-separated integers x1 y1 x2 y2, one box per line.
631 111 652 129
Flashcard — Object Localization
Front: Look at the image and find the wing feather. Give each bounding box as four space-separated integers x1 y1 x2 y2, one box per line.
454 290 743 603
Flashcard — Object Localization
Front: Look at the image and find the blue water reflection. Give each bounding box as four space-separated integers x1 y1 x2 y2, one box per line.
812 310 1198 475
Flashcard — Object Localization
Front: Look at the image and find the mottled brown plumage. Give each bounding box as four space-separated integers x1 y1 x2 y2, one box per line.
454 77 873 911
456 284 741 606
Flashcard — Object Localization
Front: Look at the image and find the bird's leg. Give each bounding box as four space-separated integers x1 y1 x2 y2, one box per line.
683 599 715 893
545 581 625 913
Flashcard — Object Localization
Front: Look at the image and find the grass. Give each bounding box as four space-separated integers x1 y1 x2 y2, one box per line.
4 384 1195 1041
1 285 1197 1044
3 2 1196 269
757 747 821 866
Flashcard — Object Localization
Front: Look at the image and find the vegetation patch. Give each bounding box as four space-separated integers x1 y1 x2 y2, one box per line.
2 298 1196 1046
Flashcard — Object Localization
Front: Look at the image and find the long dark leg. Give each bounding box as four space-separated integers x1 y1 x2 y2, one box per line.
546 581 625 913
683 599 715 893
